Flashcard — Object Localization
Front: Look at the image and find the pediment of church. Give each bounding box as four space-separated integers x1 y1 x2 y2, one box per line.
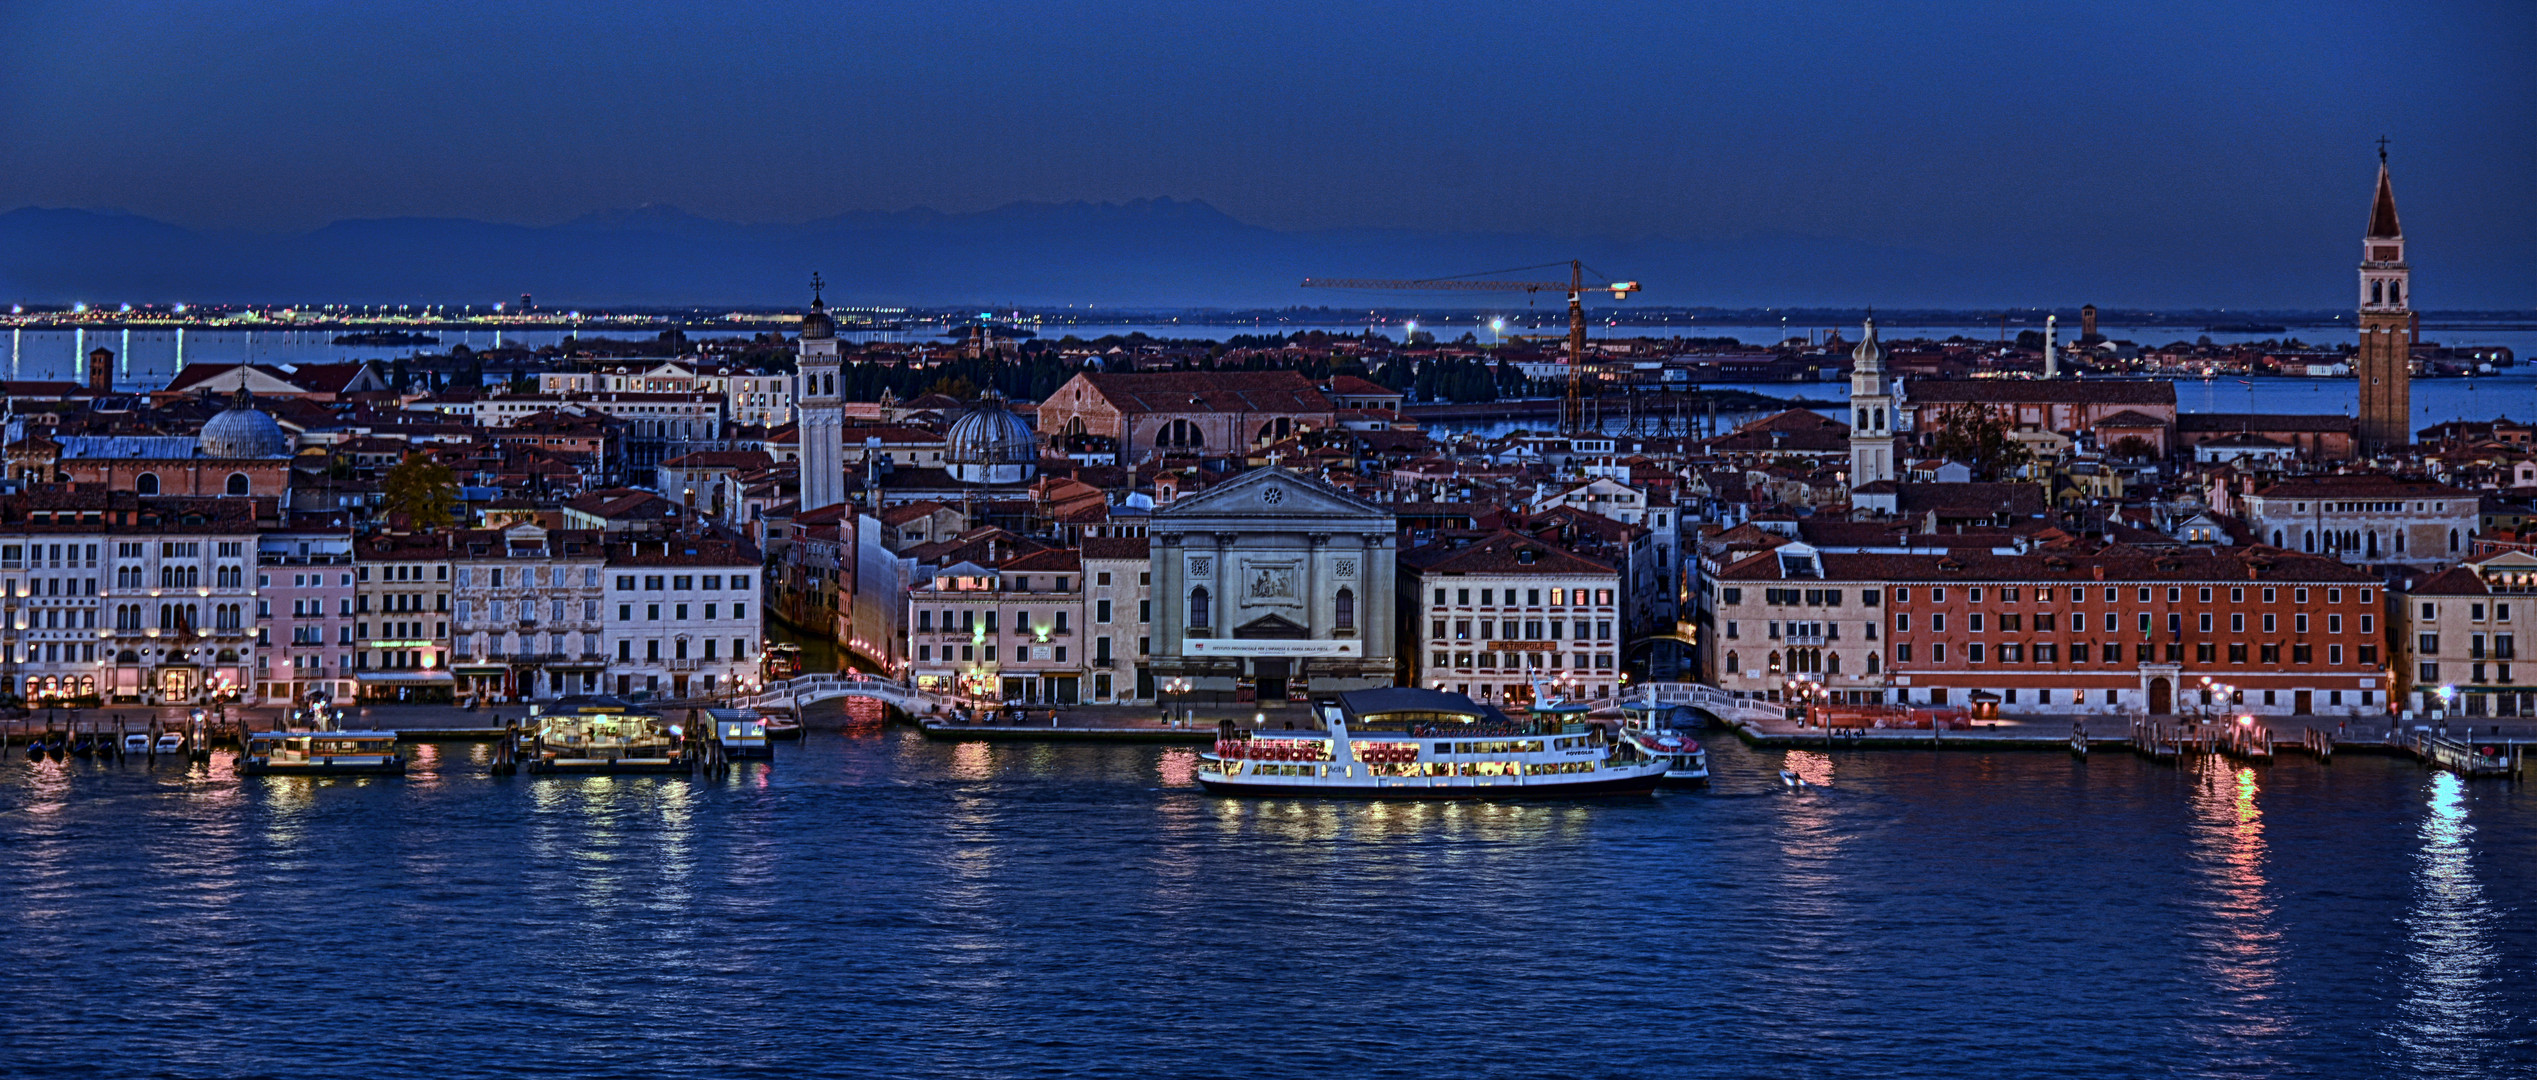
1155 467 1389 527
1233 613 1309 639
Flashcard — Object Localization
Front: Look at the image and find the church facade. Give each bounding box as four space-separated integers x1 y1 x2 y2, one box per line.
1147 469 1397 705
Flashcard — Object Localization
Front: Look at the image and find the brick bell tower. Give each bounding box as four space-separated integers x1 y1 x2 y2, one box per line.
2356 143 2413 454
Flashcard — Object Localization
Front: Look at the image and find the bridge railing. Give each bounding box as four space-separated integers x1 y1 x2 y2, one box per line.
1592 682 1783 723
736 673 925 711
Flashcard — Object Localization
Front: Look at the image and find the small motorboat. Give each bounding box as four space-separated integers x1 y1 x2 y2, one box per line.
123 734 150 755
1778 769 1806 790
1615 699 1708 788
760 715 803 741
155 733 185 755
239 730 406 777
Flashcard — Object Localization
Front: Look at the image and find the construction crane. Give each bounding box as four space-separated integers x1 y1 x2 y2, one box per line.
1302 260 1638 433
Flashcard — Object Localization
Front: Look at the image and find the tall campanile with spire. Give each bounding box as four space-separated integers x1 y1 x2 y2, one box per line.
1847 316 1896 490
2356 145 2413 453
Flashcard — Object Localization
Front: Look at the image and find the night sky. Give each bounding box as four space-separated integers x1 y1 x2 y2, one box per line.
3 1 2532 307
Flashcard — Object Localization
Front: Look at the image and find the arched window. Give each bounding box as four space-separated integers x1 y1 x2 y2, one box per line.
1159 419 1204 451
1334 587 1355 630
1188 586 1211 628
1865 652 1881 675
2390 281 2401 306
226 473 250 496
1767 650 1783 674
2272 529 2284 547
2304 530 2315 553
1725 651 1740 675
2371 280 2383 305
135 473 159 496
2451 528 2462 553
1826 653 1843 675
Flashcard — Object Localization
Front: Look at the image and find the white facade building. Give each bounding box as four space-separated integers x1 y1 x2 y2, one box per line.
602 535 762 700
1400 530 1623 707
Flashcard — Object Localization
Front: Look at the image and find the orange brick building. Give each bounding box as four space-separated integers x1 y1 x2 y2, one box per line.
1708 542 2388 720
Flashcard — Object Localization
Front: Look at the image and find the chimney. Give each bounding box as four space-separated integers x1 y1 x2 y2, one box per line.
87 347 113 395
2091 564 2105 581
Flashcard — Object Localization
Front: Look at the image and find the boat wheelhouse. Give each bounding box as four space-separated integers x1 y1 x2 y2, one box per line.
763 643 804 682
705 708 773 760
1617 700 1708 787
1196 687 1665 799
240 730 406 777
523 706 686 775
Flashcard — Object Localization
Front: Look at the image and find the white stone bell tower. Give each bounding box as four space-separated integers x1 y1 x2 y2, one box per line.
1848 316 1896 490
797 275 845 512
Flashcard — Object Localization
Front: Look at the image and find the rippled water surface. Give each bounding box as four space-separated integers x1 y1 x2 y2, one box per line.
2 731 2531 1078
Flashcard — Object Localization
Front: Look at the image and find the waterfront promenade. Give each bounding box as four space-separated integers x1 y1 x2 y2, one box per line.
903 696 2537 755
9 694 2532 766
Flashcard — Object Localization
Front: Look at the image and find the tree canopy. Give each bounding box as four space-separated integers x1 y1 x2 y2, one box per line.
382 453 462 530
1926 402 2033 479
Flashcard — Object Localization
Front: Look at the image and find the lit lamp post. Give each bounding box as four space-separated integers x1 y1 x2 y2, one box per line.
1783 674 1822 725
1164 677 1193 726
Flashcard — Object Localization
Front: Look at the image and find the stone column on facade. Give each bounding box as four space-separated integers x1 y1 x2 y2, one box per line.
1306 533 1327 633
1372 533 1395 679
1152 532 1181 678
1213 532 1235 638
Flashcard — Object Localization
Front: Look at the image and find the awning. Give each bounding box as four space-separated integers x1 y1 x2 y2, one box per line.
354 671 456 684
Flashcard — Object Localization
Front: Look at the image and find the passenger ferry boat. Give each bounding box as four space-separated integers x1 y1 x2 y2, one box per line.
1196 688 1666 799
239 730 407 777
1617 700 1709 787
522 706 686 775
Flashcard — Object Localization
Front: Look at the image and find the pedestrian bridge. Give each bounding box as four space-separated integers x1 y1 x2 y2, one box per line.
736 673 927 713
1587 682 1784 725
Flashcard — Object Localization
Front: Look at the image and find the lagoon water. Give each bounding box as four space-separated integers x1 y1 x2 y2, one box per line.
1 729 2530 1078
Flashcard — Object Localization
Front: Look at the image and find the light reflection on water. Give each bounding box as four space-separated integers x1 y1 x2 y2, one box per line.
2386 771 2503 1077
2183 762 2289 1054
1 731 2530 1078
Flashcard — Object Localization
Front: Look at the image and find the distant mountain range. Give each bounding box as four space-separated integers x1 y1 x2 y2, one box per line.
2 200 2524 310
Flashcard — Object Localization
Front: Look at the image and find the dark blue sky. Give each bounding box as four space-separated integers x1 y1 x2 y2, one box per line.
3 1 2531 306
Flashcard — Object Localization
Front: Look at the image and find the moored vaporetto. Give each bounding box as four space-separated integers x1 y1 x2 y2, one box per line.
1196 687 1666 798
